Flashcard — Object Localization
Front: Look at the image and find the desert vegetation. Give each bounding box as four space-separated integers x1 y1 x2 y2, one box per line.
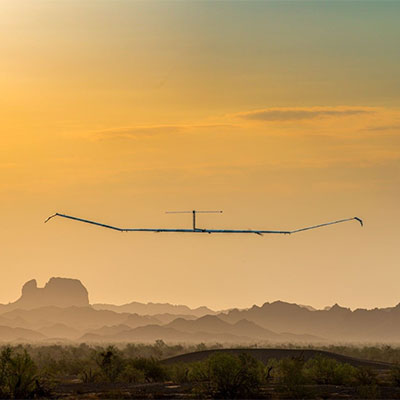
1 342 400 398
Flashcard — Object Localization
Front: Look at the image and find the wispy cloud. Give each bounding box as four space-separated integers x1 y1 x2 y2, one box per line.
87 106 395 143
93 123 236 139
94 125 184 139
363 124 400 132
233 107 374 122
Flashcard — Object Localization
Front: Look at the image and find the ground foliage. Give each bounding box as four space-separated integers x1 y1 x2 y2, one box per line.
0 347 50 399
188 352 266 398
1 343 400 398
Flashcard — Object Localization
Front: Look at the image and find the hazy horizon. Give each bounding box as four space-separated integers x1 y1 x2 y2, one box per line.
1 1 399 311
3 275 400 312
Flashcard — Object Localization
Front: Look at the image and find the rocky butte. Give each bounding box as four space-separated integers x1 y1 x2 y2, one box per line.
5 277 89 310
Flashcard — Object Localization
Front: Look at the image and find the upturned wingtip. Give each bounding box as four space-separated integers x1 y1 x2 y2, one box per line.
44 213 58 223
354 217 363 227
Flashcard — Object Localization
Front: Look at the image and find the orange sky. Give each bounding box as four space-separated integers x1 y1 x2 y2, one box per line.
1 1 399 310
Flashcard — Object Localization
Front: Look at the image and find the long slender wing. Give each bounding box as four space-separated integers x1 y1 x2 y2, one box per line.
45 213 363 235
44 213 204 233
289 216 363 234
45 213 124 231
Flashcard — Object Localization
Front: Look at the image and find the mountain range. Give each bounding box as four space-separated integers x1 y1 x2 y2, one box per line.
0 277 400 343
92 302 216 317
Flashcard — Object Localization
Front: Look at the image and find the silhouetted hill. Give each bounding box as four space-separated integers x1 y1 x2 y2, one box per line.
231 319 281 340
166 315 230 333
164 315 320 342
93 302 216 317
0 314 29 329
218 301 400 341
149 313 197 324
37 323 80 340
123 314 160 329
0 325 46 342
86 324 132 337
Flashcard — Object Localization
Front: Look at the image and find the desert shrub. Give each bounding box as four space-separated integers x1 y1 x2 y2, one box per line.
31 344 97 378
264 358 277 381
304 356 356 385
0 347 12 398
353 367 380 399
320 345 400 365
95 346 124 383
356 383 380 399
196 343 207 352
188 361 209 385
79 364 99 383
390 364 400 386
275 357 313 399
168 363 190 384
0 347 43 399
276 357 307 386
120 363 146 384
159 343 186 359
354 367 378 386
123 342 186 360
0 348 12 377
130 357 168 382
190 352 265 399
124 343 159 359
8 351 38 399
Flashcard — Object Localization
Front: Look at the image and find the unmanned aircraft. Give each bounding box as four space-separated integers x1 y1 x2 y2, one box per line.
45 210 363 236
